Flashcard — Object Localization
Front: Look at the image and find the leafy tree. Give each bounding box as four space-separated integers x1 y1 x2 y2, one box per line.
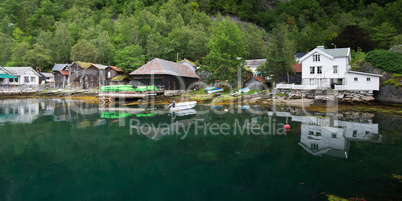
70 39 99 62
146 32 164 60
8 42 30 66
371 22 397 49
90 30 115 64
243 23 267 59
332 25 374 52
204 19 248 85
24 44 52 70
0 32 14 66
114 45 145 72
53 22 72 63
258 23 296 83
365 50 402 73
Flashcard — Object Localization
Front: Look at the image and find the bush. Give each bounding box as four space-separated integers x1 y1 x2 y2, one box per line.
365 50 402 73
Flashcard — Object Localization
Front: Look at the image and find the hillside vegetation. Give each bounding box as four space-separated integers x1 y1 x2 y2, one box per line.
0 0 400 73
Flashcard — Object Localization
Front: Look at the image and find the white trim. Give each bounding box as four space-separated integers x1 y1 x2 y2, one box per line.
299 49 334 62
347 71 382 77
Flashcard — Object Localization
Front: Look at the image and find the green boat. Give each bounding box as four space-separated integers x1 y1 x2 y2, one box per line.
101 111 133 118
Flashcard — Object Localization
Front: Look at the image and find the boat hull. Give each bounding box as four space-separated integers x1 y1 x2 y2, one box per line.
169 101 197 111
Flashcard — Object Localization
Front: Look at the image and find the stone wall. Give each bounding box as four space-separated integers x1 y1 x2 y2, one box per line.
275 89 375 103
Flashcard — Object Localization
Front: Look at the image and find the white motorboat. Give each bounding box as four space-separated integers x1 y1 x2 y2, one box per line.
168 101 197 111
207 88 223 94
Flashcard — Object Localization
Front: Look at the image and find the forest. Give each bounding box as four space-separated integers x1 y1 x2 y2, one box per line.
0 0 400 74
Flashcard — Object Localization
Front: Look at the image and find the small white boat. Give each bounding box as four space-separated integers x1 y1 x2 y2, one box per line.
240 87 250 93
168 101 197 111
208 88 223 94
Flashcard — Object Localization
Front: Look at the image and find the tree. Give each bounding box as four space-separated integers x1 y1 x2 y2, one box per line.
204 19 248 85
0 33 14 66
70 39 99 62
258 23 296 83
243 23 267 59
53 22 72 63
332 25 374 52
371 22 397 49
90 30 115 64
8 42 30 66
114 45 145 72
23 44 52 70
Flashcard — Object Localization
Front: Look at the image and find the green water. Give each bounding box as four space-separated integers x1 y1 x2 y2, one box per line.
0 99 401 201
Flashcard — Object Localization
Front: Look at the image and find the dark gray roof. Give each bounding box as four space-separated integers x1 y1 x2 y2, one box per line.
296 53 307 58
52 64 69 71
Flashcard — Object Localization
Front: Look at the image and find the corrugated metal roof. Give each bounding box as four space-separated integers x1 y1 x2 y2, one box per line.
129 58 200 79
322 48 349 57
41 72 54 78
52 64 69 71
59 71 69 75
110 66 124 72
3 67 34 76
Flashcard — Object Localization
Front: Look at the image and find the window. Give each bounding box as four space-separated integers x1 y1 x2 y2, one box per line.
316 132 321 136
313 54 320 61
366 77 371 82
24 77 29 83
354 77 358 82
353 130 357 137
310 66 315 74
333 66 338 74
309 131 314 135
14 78 18 82
317 66 322 74
9 78 13 82
331 133 337 138
365 131 370 135
309 79 314 85
107 71 111 78
311 143 319 150
31 77 35 82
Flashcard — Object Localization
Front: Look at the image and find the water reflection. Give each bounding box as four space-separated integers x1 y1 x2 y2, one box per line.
275 111 381 158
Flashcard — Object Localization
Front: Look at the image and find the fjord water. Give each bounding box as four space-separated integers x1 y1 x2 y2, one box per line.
0 99 401 201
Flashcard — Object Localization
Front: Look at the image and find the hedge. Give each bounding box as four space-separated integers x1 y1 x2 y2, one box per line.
364 50 402 73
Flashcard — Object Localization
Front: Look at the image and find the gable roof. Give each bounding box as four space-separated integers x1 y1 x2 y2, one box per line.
244 59 266 67
59 71 69 75
41 72 54 78
3 67 41 76
299 46 350 62
296 53 307 58
129 58 200 79
246 76 267 83
110 66 124 72
52 63 69 71
90 64 108 69
292 63 302 73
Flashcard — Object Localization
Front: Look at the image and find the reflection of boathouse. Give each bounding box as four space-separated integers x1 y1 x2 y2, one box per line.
275 112 381 158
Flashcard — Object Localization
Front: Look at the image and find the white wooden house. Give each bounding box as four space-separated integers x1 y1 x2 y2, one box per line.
277 46 381 91
0 67 41 85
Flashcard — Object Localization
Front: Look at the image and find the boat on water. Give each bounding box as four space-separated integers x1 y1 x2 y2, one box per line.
207 88 223 94
168 101 197 111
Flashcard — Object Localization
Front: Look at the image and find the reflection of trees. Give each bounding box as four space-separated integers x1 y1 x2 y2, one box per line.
0 102 400 200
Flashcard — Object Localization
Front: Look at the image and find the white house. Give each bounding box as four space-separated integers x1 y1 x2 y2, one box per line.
244 59 266 76
292 46 381 91
0 67 41 85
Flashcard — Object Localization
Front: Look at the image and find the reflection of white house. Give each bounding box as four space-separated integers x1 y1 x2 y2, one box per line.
244 59 266 76
274 112 381 158
0 67 41 85
299 46 381 91
0 99 41 125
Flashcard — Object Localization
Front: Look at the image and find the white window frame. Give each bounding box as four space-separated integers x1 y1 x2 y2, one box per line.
317 66 322 74
309 79 314 85
313 54 320 62
333 66 338 74
310 66 315 74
